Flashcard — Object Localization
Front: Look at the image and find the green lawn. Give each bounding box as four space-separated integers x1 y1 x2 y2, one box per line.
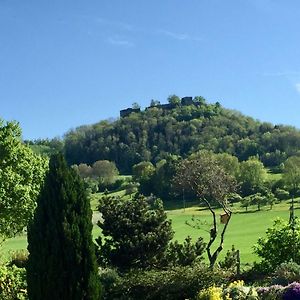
2 197 298 266
168 204 296 265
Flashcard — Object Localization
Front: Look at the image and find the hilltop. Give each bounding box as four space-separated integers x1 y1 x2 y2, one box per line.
59 96 300 173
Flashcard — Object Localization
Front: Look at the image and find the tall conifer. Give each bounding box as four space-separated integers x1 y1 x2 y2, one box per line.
27 153 101 300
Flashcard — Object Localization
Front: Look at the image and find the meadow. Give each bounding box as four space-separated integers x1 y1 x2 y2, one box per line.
3 193 298 266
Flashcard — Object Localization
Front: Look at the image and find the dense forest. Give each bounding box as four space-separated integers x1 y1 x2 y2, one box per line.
36 96 300 173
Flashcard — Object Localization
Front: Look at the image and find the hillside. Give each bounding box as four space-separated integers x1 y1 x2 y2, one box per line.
61 96 300 173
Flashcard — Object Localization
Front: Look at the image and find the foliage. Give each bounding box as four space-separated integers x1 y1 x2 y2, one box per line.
64 98 300 173
274 188 290 201
0 120 47 239
27 153 101 300
0 264 27 300
253 218 300 272
98 268 120 299
105 264 229 300
174 152 236 204
92 160 119 184
219 245 240 273
238 157 267 196
25 137 64 157
133 156 181 200
197 286 223 300
9 250 28 268
222 280 258 299
272 261 300 286
283 156 300 195
132 161 155 195
167 94 181 105
257 285 284 300
96 194 174 270
173 151 237 267
164 236 206 267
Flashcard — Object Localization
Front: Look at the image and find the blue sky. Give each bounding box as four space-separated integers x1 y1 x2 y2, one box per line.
1 0 300 140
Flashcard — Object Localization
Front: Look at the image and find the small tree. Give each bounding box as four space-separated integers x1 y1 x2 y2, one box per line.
167 94 181 106
27 154 101 300
92 160 119 187
283 156 300 224
96 194 173 270
173 153 236 268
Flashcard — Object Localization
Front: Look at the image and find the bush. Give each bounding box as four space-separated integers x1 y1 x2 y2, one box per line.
99 268 120 299
219 245 240 273
222 280 258 300
253 218 300 272
106 264 230 300
0 265 27 300
274 189 290 201
98 178 125 192
272 261 300 286
257 285 284 299
164 236 206 267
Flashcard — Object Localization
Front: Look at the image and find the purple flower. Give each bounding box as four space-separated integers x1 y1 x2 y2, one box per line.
283 282 300 300
257 285 284 299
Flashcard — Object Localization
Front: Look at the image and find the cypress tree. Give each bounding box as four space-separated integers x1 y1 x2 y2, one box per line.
27 153 101 300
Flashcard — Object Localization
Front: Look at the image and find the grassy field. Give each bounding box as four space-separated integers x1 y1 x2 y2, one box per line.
2 193 298 266
168 200 298 265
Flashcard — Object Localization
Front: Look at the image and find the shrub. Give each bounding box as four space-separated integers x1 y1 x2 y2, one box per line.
99 268 120 299
219 245 240 273
164 236 206 267
257 285 284 300
107 264 229 300
96 194 173 270
0 265 27 300
272 261 300 285
222 280 258 300
9 250 28 268
274 188 290 201
253 218 300 272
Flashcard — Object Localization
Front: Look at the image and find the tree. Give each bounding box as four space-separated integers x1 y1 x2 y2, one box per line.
254 218 300 272
240 196 251 211
132 161 155 195
96 194 173 270
283 156 300 226
215 153 240 179
173 153 236 268
0 120 47 240
77 163 93 178
27 154 101 300
132 102 141 109
238 157 266 196
283 156 300 196
150 99 160 107
167 94 181 106
92 160 119 186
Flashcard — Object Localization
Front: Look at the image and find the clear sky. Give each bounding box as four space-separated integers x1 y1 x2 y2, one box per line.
1 0 300 140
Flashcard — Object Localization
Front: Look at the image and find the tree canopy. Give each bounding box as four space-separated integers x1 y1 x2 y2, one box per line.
63 97 300 173
96 194 174 270
0 120 47 239
173 152 237 267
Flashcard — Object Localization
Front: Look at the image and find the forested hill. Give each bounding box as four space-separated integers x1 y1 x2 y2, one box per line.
63 97 300 173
